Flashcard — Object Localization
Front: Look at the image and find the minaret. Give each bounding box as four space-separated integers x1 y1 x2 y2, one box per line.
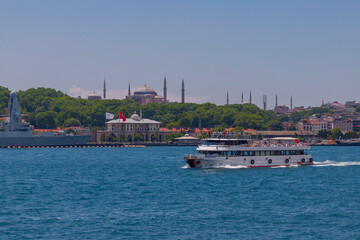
322 100 324 106
226 92 229 105
128 83 131 96
249 91 252 104
290 96 293 110
163 76 167 103
241 93 244 103
103 79 106 99
181 79 185 103
275 94 278 107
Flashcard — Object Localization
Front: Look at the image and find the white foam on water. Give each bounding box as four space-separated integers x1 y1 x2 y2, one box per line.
313 160 360 167
181 165 190 169
219 164 248 169
269 164 300 169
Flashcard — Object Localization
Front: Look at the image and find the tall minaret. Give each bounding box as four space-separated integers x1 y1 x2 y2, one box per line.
128 83 131 96
241 93 244 103
163 76 167 103
226 92 229 105
275 94 278 107
249 91 252 104
290 96 293 110
181 79 185 103
103 79 106 99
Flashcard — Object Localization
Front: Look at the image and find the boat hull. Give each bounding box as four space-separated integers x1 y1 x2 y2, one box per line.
185 155 314 168
0 135 91 147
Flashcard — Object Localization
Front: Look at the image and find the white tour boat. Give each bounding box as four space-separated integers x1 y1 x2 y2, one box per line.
184 133 313 168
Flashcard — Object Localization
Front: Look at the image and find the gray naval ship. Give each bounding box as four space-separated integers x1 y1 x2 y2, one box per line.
0 91 91 147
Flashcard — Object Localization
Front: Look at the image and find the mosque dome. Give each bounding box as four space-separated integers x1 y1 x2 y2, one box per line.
134 84 157 96
130 112 141 121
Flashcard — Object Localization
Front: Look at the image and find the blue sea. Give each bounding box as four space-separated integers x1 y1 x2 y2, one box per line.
1 146 360 239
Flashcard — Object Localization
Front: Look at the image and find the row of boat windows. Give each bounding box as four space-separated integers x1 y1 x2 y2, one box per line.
199 150 305 156
203 140 248 146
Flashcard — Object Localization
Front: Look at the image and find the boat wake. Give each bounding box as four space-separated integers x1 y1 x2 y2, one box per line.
217 164 248 169
271 164 299 169
313 160 360 167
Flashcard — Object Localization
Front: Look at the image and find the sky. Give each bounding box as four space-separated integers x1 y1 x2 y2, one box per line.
0 1 359 108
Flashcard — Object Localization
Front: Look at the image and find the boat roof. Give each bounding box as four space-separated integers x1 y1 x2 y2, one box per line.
269 137 298 141
174 135 199 140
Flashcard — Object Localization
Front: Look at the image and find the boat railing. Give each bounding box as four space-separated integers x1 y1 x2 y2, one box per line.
208 134 251 140
200 142 309 148
184 154 205 159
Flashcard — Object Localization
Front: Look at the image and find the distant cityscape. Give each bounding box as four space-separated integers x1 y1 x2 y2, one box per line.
85 78 360 135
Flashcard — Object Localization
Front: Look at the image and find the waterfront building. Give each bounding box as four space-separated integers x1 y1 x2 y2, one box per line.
328 121 353 132
298 120 328 132
298 118 353 133
97 112 166 143
352 120 360 132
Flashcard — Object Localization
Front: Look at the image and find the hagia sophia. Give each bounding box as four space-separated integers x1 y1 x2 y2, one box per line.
126 77 185 105
89 77 185 105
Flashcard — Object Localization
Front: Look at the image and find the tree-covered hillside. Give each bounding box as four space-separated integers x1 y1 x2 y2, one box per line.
0 86 331 130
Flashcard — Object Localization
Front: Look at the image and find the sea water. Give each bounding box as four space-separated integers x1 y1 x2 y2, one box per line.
0 146 360 239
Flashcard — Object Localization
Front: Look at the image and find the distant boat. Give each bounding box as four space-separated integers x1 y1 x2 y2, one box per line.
336 139 360 146
173 134 201 146
0 91 91 147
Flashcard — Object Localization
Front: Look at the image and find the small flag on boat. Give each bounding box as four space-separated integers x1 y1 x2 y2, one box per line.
119 112 126 122
106 112 115 120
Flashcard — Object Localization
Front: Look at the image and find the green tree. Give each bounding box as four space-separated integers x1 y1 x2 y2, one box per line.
328 128 343 140
267 120 283 130
279 114 290 122
35 111 57 129
165 132 184 142
64 118 81 127
316 130 328 139
343 131 359 139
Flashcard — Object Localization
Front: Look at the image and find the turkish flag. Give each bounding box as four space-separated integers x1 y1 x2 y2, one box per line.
295 139 300 144
119 112 126 122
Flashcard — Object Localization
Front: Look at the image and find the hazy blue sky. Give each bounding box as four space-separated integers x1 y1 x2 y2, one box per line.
1 1 359 108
